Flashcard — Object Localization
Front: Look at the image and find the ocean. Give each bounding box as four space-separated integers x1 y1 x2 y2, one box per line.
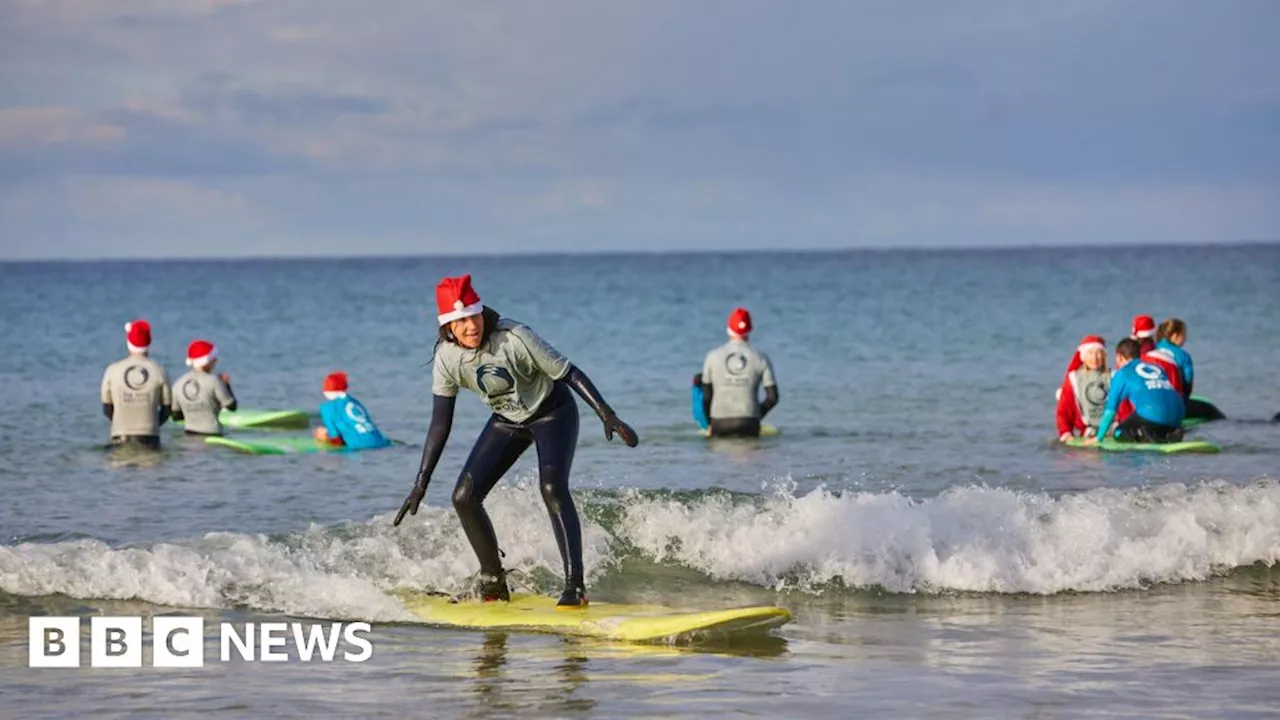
2 245 1278 718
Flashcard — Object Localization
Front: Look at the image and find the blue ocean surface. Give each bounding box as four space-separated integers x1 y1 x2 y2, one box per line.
1 245 1278 718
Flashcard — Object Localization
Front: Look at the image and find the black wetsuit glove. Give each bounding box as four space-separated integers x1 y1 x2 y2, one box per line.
394 394 456 526
563 366 639 447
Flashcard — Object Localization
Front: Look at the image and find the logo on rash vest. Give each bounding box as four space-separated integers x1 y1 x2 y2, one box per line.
476 366 516 398
182 378 201 401
1084 379 1108 406
1134 362 1173 391
124 365 150 390
725 352 748 375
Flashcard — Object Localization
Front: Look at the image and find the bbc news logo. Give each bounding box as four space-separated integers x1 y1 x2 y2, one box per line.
29 617 373 667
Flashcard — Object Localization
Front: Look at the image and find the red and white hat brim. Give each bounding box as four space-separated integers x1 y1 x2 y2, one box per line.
186 347 218 367
438 301 484 326
1133 330 1154 339
1077 341 1105 354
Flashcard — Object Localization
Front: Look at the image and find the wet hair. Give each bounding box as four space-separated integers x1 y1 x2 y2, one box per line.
431 306 501 360
1116 337 1141 361
1156 318 1186 343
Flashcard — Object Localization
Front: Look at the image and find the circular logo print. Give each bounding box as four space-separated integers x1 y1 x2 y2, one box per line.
725 352 748 375
123 365 150 390
476 365 516 397
182 378 201 401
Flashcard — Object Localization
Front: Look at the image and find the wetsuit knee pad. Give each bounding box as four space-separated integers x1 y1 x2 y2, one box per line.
452 474 480 510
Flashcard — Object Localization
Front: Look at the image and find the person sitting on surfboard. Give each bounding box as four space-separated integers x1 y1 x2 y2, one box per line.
314 371 390 449
1087 338 1185 445
698 307 778 438
392 274 638 609
1145 318 1225 422
100 319 172 449
1130 315 1157 357
171 339 237 436
1055 335 1110 442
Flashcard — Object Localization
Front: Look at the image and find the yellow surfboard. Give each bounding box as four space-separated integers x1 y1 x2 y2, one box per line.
392 591 791 643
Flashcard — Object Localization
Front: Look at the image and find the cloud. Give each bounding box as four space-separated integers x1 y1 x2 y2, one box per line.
0 107 125 150
1 0 1278 258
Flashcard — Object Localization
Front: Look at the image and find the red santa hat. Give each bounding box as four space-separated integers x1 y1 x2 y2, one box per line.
185 339 217 368
323 371 348 394
436 274 484 326
1065 334 1106 373
125 320 151 352
727 307 752 337
1131 315 1155 339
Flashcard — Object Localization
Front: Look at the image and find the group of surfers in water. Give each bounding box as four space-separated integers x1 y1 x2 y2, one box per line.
101 274 780 609
101 281 1273 609
1054 314 1226 446
100 321 390 450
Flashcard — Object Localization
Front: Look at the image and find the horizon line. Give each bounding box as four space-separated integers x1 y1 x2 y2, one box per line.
2 237 1277 264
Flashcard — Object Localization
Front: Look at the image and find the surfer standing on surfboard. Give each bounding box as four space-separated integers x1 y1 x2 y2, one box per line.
698 307 778 438
100 319 172 449
393 274 638 609
1086 338 1185 445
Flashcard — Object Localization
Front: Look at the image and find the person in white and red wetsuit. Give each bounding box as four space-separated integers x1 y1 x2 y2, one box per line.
1056 335 1111 442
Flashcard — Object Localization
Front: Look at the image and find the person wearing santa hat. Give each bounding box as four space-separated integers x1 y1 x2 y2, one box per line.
698 307 778 438
393 274 638 609
313 371 389 450
1055 335 1110 442
170 339 237 436
1085 338 1185 445
1130 315 1157 357
100 319 172 449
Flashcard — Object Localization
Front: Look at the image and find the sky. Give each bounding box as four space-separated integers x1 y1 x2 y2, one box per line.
1 0 1278 259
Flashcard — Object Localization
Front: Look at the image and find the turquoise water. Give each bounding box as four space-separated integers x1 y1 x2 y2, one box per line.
2 246 1279 718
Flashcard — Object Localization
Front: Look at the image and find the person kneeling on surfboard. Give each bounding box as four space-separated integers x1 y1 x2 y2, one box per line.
1086 338 1185 445
171 339 237 436
314 372 390 449
392 274 638 609
101 319 172 449
699 307 778 438
1055 335 1110 443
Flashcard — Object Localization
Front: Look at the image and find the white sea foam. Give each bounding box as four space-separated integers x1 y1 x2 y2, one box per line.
617 479 1280 594
3 479 1278 619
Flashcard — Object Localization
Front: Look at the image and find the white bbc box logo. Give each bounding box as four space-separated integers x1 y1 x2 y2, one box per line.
29 616 205 668
29 617 80 668
28 616 371 667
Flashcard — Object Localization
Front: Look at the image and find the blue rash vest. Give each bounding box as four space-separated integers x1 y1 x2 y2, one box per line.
1096 360 1185 438
1156 338 1194 394
691 384 710 431
319 393 389 449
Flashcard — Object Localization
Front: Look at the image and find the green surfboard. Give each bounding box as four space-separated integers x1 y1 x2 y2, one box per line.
205 435 365 455
1064 437 1220 454
176 408 312 430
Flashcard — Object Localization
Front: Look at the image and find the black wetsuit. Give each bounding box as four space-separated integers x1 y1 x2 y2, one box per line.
452 381 583 587
1114 413 1184 444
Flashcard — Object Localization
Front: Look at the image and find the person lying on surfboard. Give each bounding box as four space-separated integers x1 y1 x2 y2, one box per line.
1055 335 1110 443
313 371 390 449
698 307 778 438
171 339 237 436
392 274 638 609
1085 338 1185 445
